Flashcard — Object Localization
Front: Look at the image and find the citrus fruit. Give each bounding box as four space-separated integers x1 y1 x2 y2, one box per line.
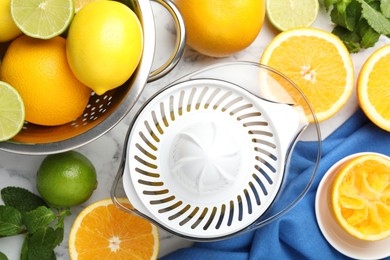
66 0 143 95
0 81 24 142
0 35 91 126
331 153 390 241
10 0 74 39
173 0 265 57
266 0 319 31
357 44 390 132
68 198 159 259
0 0 22 42
36 151 97 208
74 0 102 13
260 28 354 122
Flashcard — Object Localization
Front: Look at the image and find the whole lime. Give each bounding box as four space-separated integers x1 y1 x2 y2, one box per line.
36 151 98 207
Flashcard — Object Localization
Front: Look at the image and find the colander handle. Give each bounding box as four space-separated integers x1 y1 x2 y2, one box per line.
147 0 186 82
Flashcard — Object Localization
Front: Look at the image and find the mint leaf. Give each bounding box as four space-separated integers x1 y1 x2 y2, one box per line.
0 205 23 236
357 0 390 34
1 187 47 213
331 0 361 31
332 25 362 52
0 251 8 260
26 227 62 260
23 206 56 234
381 0 390 18
358 18 381 48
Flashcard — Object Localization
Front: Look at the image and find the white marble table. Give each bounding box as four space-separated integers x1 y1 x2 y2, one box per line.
0 2 389 259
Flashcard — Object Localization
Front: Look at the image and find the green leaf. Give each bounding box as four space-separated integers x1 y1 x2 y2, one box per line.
23 206 56 234
357 0 390 34
21 235 29 260
331 0 361 31
0 251 8 260
381 0 390 18
358 18 381 48
26 227 62 260
0 205 23 236
332 25 362 52
1 187 47 213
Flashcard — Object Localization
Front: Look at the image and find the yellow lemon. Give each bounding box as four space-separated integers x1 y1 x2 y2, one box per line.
0 35 91 126
173 0 265 58
66 0 143 95
0 0 22 42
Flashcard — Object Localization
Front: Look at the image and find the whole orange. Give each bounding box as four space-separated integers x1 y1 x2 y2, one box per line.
0 35 92 126
174 0 265 57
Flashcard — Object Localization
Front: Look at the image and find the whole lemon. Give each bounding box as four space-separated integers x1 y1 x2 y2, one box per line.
174 0 265 57
0 35 92 126
37 151 98 208
0 0 22 42
66 0 143 95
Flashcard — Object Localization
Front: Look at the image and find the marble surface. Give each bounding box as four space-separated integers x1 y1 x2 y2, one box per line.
1 2 390 260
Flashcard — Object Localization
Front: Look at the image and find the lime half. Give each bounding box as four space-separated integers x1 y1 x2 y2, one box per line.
11 0 74 39
0 81 25 142
266 0 319 31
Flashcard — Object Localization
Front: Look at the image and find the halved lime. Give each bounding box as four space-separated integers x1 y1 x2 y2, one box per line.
266 0 319 31
10 0 74 39
0 81 25 142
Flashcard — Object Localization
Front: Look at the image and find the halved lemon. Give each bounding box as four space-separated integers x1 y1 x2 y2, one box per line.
331 153 390 241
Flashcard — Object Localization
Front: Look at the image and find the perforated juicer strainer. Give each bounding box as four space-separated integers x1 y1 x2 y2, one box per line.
112 62 321 241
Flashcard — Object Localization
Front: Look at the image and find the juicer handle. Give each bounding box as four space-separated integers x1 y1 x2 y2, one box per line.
110 152 134 215
147 0 186 82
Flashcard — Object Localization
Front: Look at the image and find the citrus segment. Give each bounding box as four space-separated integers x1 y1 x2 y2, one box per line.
0 35 91 126
0 81 25 142
331 154 390 241
69 198 159 260
173 0 265 57
10 0 74 39
266 0 319 31
260 28 354 122
357 44 390 132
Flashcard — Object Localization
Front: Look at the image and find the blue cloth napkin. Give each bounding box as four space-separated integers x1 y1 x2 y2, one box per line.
162 109 390 260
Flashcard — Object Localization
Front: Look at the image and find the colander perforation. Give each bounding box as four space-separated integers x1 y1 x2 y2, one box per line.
126 79 290 238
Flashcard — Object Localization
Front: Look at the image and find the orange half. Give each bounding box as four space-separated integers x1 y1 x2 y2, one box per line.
260 28 354 122
357 44 390 132
331 154 390 241
68 198 159 259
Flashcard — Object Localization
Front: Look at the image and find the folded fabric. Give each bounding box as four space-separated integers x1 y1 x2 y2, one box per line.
162 109 390 260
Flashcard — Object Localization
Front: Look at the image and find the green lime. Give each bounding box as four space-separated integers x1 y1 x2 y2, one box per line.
266 0 319 31
0 81 25 142
36 151 98 208
10 0 74 39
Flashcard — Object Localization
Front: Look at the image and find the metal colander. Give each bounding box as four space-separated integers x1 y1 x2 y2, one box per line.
0 0 185 155
112 62 322 241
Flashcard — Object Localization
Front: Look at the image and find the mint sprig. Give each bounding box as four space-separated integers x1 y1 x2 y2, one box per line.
324 0 390 52
0 187 70 260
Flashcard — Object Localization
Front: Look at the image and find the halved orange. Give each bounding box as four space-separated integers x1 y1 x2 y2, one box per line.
68 198 159 259
260 28 354 122
331 153 390 241
357 44 390 132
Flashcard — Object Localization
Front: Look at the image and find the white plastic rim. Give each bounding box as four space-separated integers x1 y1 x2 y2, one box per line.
123 79 305 239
